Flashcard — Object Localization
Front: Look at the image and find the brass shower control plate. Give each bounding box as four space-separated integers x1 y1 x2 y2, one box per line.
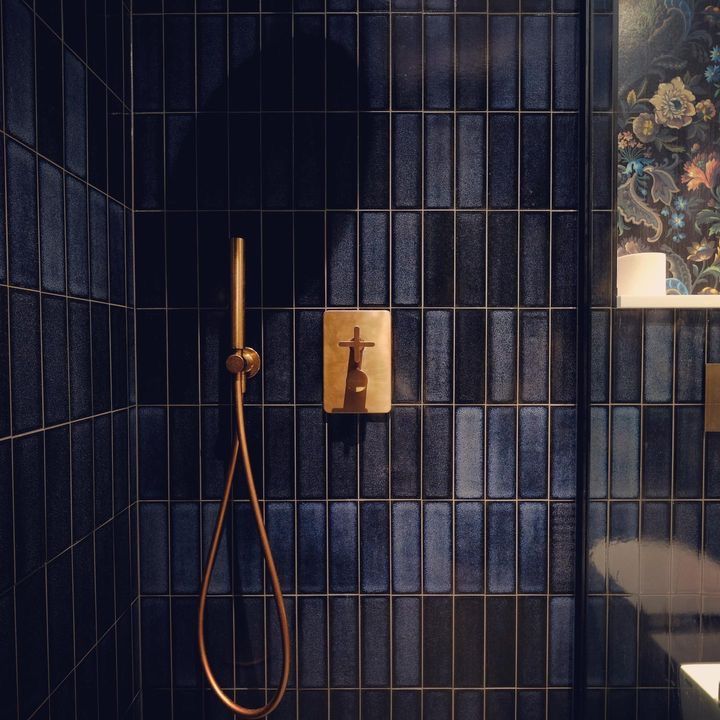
706 364 720 432
323 310 392 414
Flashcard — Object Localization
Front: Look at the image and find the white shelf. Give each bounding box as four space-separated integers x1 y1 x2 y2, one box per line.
617 295 720 309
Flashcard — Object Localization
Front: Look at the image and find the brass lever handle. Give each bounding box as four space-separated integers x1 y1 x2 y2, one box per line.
338 325 375 367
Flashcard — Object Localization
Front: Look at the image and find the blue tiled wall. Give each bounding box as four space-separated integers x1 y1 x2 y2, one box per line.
586 2 720 717
0 0 139 717
132 1 581 718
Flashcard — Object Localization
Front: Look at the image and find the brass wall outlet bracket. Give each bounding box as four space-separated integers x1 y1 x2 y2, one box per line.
706 364 720 432
323 310 392 414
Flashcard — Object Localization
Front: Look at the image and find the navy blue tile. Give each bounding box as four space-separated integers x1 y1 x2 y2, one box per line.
611 407 640 499
298 502 326 593
423 502 452 593
45 427 71 561
551 309 576 404
71 420 93 541
360 416 389 498
63 51 87 178
423 406 452 498
457 115 485 209
36 23 63 165
520 311 548 403
166 115 197 212
296 410 324 501
330 597 359 688
392 311 421 402
298 598 327 688
165 15 195 112
4 0 35 145
521 16 550 110
457 15 486 109
47 552 74 691
487 310 517 403
519 407 548 498
265 407 295 498
360 116 390 210
425 16 453 109
360 212 389 304
361 598 390 687
393 114 422 208
229 15 260 110
488 115 518 209
91 302 111 413
16 569 48 718
10 290 42 433
197 15 227 112
197 115 229 211
392 15 422 109
295 114 325 210
266 502 296 593
454 599 483 688
455 310 485 403
7 140 38 288
201 504 231 595
392 502 421 592
519 213 549 307
136 310 167 405
455 408 483 499
65 176 89 298
330 502 358 592
86 75 107 192
39 161 65 294
13 433 45 579
521 115 551 209
485 597 515 686
134 115 164 210
360 15 389 110
294 16 324 110
590 310 610 403
327 16 357 110
391 407 420 497
424 311 453 403
487 503 515 593
392 597 422 688
489 15 518 110
644 310 674 403
89 190 108 300
552 115 579 209
328 212 357 306
675 310 705 403
327 114 358 210
392 213 421 305
42 296 69 426
487 406 515 498
360 502 389 593
456 213 485 305
519 502 547 592
423 597 452 686
642 407 672 498
553 16 580 111
425 115 454 208
552 213 578 307
294 215 325 307
551 408 576 500
675 407 704 498
0 589 17 715
518 598 546 688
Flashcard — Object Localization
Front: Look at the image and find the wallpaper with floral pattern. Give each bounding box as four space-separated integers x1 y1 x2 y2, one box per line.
618 0 720 294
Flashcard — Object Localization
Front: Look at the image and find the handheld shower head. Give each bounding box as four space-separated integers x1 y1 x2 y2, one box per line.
231 236 245 351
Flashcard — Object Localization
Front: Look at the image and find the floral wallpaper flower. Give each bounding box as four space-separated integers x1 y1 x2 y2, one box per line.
617 0 720 295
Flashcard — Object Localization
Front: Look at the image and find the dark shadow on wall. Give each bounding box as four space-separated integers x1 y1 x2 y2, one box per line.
148 23 365 715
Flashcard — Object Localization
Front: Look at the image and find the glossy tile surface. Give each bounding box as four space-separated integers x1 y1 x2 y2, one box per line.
131 0 580 716
0 1 137 718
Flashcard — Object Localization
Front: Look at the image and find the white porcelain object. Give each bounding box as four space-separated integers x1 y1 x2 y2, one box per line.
680 664 720 719
617 252 667 297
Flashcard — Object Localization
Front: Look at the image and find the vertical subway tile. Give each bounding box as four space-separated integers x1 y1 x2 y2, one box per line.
488 115 518 209
489 15 518 110
487 310 517 403
487 503 516 593
456 213 485 306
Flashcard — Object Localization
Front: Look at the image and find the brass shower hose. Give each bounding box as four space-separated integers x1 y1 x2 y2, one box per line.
198 369 291 718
